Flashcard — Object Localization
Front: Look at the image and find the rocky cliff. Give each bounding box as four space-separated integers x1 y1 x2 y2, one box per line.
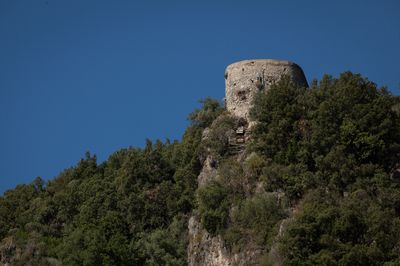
187 59 308 266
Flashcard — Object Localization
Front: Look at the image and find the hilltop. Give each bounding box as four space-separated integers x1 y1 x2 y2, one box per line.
1 60 400 265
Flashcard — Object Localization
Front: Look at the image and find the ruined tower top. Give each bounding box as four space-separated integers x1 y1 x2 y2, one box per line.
224 59 308 120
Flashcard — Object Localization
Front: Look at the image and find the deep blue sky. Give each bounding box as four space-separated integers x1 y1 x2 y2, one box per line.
1 0 399 194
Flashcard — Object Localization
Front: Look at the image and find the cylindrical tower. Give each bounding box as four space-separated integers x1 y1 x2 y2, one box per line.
224 59 308 120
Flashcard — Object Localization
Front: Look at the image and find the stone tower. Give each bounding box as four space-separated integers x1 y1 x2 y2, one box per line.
224 59 308 120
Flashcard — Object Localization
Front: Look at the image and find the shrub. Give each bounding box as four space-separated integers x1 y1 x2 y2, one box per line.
201 114 238 159
224 193 286 252
197 181 229 235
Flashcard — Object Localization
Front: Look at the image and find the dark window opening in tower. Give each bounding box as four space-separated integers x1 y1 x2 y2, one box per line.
255 76 264 90
237 90 247 100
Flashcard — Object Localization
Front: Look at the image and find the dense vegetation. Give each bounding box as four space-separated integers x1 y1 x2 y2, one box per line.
0 98 223 265
197 72 400 265
257 73 400 265
1 72 399 265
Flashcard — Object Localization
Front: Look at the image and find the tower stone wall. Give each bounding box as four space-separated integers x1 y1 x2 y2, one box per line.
224 59 308 120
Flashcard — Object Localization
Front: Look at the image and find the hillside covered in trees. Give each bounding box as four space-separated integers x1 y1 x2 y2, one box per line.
1 72 400 265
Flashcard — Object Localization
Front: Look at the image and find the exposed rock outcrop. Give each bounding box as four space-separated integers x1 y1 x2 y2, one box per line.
188 215 232 266
188 215 260 266
188 59 308 266
198 155 218 187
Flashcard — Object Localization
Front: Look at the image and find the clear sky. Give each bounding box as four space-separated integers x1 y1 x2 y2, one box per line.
1 0 399 194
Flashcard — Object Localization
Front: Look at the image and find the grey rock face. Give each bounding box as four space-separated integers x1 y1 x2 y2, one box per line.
187 60 308 266
188 215 259 266
188 215 232 266
197 155 218 187
224 59 308 120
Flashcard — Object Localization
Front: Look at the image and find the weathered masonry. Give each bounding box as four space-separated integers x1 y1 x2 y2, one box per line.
224 59 308 146
224 59 308 120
